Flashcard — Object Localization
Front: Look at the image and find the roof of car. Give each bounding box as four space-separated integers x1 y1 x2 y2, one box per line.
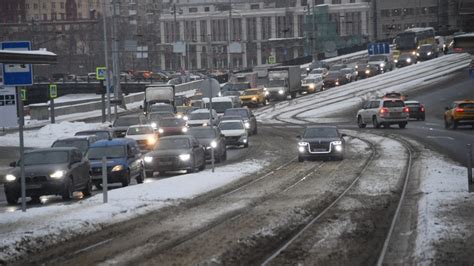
90 138 136 147
160 135 194 140
454 100 474 103
76 129 111 133
306 125 338 129
54 136 92 141
192 108 215 113
117 114 144 118
128 125 154 129
26 147 77 154
221 115 243 120
219 119 243 123
404 100 420 104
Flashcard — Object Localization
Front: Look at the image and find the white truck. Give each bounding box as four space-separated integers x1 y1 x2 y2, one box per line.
143 85 175 115
265 66 302 101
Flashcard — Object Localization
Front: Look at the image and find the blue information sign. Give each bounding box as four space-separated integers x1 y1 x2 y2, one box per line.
368 42 390 55
1 41 33 86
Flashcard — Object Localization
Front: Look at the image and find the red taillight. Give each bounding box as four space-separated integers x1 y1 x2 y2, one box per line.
455 108 464 112
403 107 410 113
454 47 464 52
420 105 425 112
380 107 389 114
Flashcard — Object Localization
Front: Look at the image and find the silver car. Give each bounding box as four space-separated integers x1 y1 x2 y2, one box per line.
356 99 409 128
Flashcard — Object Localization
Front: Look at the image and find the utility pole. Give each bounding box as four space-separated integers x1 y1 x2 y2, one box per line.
111 0 122 116
227 0 232 75
102 0 111 122
172 3 180 71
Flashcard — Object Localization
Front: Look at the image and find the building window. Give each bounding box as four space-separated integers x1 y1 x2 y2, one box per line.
189 7 198 13
314 0 324 5
247 17 257 41
428 6 437 14
78 13 82 19
204 7 210 12
403 8 414 16
332 0 341 4
43 14 48 20
26 4 30 9
51 12 57 20
60 2 64 9
60 13 65 20
392 9 401 16
34 4 38 9
43 3 46 9
301 0 308 6
250 4 259 9
52 2 56 9
381 10 390 17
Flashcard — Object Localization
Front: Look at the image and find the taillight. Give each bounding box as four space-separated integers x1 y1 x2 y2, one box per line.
379 107 389 114
420 105 425 112
403 107 409 113
454 47 464 52
455 108 464 112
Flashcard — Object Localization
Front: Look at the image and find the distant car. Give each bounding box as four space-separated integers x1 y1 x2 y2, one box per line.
187 109 219 127
340 68 357 82
305 60 330 72
75 129 113 141
218 119 249 148
329 64 347 71
125 125 158 151
297 126 346 161
143 135 206 176
354 60 368 72
176 106 198 121
223 107 257 135
240 88 267 107
383 92 407 101
395 53 417 68
309 68 328 77
301 74 324 93
51 136 98 154
444 100 474 129
187 126 227 162
416 44 438 61
404 100 425 121
323 71 350 88
156 117 188 136
147 111 176 129
87 138 145 188
112 114 148 138
367 54 394 72
356 99 409 129
4 148 92 204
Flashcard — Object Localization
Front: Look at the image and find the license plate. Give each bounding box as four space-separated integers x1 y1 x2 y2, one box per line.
26 184 42 189
159 161 173 166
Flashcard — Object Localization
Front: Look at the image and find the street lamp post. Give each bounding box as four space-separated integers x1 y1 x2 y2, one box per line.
171 3 183 71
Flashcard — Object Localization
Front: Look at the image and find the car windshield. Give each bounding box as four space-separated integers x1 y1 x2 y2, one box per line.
87 146 125 159
303 79 316 84
23 151 69 165
330 65 345 71
224 109 247 118
75 131 109 139
267 79 285 87
160 119 186 127
310 69 324 74
419 45 432 52
303 127 338 138
243 90 259 95
148 112 174 121
340 69 352 74
383 100 405 107
114 117 141 127
222 83 249 92
52 139 89 153
459 103 474 109
369 55 386 61
326 72 341 78
189 112 210 120
156 138 190 150
219 121 244 130
205 102 232 113
396 32 417 50
149 104 174 113
188 128 216 138
127 127 154 135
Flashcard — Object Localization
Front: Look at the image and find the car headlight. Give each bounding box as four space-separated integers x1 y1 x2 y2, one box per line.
355 65 358 69
416 53 420 56
394 59 398 63
406 58 412 63
182 127 188 133
218 92 222 97
380 63 385 68
335 81 340 86
210 140 217 148
298 141 309 146
242 138 248 143
298 146 305 153
151 122 157 129
158 128 164 134
251 97 257 101
309 84 315 89
202 122 208 127
365 70 370 74
183 116 189 121
50 170 65 179
111 165 124 172
244 121 250 129
147 137 157 145
427 51 432 56
264 91 269 96
177 114 183 119
144 156 153 163
5 174 16 182
412 51 416 55
306 67 310 71
278 89 284 95
331 141 342 145
334 145 343 152
179 154 191 161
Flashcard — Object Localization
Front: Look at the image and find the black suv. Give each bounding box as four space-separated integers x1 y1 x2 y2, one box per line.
297 126 346 161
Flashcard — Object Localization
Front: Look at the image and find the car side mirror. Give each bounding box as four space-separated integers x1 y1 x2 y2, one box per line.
139 105 143 110
9 161 16 167
341 133 347 137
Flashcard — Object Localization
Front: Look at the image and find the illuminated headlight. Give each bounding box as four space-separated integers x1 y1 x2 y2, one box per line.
251 97 257 101
147 137 157 145
355 65 358 69
334 145 343 152
177 114 183 119
298 141 309 146
244 121 250 129
309 84 315 89
331 141 342 145
394 59 398 63
151 122 157 129
202 123 208 127
306 67 310 71
264 91 269 96
111 165 124 172
406 58 412 63
335 81 340 86
218 92 222 97
298 146 305 153
380 63 385 68
210 140 217 148
242 138 248 143
158 128 164 134
427 52 432 56
416 53 420 56
365 70 370 74
278 89 284 95
183 116 189 121
144 156 153 163
182 127 188 133
179 154 191 161
5 174 16 182
412 51 416 55
50 170 65 179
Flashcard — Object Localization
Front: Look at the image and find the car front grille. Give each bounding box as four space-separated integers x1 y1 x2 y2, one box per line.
25 176 48 183
225 136 240 141
309 142 330 152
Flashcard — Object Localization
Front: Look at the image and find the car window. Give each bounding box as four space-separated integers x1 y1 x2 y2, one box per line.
303 127 338 138
23 151 69 165
114 117 140 127
87 146 126 159
219 121 244 130
459 103 474 109
127 126 154 135
52 139 89 154
383 100 404 107
157 138 191 149
187 127 216 138
370 101 380 109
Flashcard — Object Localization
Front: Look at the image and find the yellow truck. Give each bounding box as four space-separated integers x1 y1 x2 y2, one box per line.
239 88 267 107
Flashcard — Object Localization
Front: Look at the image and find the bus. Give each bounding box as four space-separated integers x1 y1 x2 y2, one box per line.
450 32 474 54
393 27 435 61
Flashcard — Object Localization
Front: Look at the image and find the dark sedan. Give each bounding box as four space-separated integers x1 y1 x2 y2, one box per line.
157 117 188 136
297 126 346 161
395 53 417 68
4 148 92 204
112 114 147 138
75 129 113 141
416 44 438 61
323 71 350 88
143 135 206 176
356 63 382 80
187 126 227 162
405 100 425 120
51 136 98 154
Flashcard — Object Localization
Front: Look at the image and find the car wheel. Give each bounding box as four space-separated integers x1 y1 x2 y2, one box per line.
222 150 227 161
357 116 366 128
263 99 268 106
81 178 92 196
399 122 407 129
421 116 425 121
121 170 130 187
372 116 381 128
136 167 145 184
452 119 458 129
290 92 297 99
215 151 222 163
198 158 206 171
298 156 304 162
61 177 74 201
6 193 19 205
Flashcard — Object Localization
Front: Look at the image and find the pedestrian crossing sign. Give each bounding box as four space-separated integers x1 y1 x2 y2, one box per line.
96 67 106 80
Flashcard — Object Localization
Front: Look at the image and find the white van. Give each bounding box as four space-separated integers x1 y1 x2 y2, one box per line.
202 96 237 116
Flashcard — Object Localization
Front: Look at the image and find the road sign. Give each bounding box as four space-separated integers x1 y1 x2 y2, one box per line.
20 88 26 101
96 67 106 80
268 55 276 64
49 84 58 98
1 41 33 86
0 87 18 127
368 42 390 55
